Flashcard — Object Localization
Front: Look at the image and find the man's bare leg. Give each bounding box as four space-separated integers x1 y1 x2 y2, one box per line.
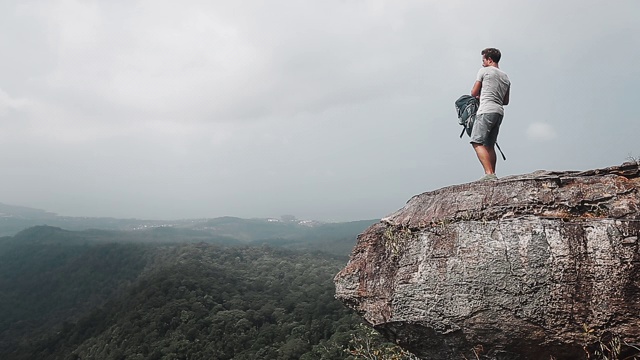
472 143 497 174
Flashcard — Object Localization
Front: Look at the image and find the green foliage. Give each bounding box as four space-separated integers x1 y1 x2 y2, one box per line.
2 234 367 360
345 323 419 360
0 223 420 360
581 325 640 360
0 231 150 355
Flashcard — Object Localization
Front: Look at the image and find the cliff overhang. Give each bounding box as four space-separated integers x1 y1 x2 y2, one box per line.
335 162 640 359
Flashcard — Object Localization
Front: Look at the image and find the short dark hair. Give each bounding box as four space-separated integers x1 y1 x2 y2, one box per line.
481 48 502 63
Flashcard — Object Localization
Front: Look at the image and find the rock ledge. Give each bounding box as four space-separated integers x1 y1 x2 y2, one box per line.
335 163 640 360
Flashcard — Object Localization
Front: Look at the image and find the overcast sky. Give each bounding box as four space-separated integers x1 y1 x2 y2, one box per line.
1 0 638 221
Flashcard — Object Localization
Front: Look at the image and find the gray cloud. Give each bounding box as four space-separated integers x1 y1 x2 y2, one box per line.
1 0 639 220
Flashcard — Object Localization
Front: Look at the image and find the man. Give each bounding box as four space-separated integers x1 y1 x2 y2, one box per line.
470 48 510 181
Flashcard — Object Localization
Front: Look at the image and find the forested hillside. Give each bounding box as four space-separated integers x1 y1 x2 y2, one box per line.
0 227 150 354
0 225 412 360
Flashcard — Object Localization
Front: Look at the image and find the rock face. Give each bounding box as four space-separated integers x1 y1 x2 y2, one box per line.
335 163 640 360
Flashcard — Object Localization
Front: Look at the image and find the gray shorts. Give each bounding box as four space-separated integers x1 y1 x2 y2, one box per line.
470 112 503 146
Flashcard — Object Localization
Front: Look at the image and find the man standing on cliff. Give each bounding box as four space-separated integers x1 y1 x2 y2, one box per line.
470 48 511 181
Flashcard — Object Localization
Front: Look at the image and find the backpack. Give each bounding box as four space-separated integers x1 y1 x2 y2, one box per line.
454 95 478 138
454 94 507 160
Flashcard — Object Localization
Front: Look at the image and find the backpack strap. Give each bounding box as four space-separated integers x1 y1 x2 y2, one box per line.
496 142 507 161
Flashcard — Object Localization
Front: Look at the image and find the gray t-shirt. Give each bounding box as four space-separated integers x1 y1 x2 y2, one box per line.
476 66 510 115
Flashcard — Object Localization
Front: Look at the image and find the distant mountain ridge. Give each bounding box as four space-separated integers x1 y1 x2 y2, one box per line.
0 202 58 219
0 203 377 250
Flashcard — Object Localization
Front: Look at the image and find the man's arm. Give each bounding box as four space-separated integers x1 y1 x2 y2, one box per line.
502 87 510 105
471 81 482 99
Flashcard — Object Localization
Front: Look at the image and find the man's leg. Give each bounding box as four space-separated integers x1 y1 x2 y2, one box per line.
470 113 502 179
472 142 496 174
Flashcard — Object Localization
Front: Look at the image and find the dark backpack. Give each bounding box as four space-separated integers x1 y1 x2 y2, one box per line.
454 94 506 160
455 95 478 138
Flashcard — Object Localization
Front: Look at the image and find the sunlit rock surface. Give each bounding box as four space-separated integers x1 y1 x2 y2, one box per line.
335 162 640 359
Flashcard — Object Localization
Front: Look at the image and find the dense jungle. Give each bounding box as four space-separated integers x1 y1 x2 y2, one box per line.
0 216 416 360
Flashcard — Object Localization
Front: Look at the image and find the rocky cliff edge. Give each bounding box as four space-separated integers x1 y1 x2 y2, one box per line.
335 162 640 359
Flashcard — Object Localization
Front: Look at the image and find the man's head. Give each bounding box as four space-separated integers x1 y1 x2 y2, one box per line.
481 48 501 66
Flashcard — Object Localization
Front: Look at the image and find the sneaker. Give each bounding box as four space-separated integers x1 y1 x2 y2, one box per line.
478 174 498 181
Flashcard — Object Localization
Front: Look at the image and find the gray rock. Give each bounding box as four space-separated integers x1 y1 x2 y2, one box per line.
335 163 640 359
